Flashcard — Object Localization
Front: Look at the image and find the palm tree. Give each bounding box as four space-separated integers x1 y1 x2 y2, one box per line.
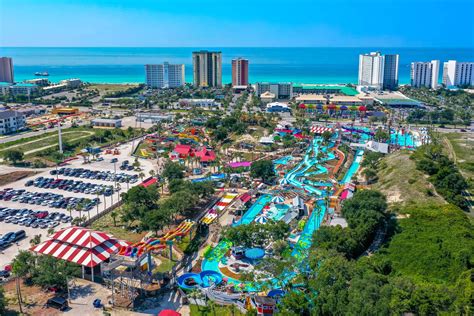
110 211 118 227
149 169 156 178
138 172 145 181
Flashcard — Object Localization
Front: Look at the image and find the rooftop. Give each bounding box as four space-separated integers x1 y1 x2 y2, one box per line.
293 84 359 96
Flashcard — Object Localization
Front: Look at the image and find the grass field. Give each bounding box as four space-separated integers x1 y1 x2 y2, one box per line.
373 150 446 207
443 133 474 183
87 83 139 93
90 210 146 243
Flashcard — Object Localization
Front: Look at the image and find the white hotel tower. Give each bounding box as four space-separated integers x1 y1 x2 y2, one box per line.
410 60 440 89
145 62 185 89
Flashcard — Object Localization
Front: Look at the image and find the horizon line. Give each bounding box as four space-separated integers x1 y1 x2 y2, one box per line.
2 46 474 49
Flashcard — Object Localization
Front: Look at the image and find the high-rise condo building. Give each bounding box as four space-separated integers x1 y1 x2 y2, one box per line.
232 58 249 86
358 52 385 90
145 63 185 88
358 52 399 90
192 51 222 88
0 57 14 83
410 60 440 89
442 60 474 87
382 54 399 90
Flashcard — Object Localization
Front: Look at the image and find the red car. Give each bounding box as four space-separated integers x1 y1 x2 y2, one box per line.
35 211 49 219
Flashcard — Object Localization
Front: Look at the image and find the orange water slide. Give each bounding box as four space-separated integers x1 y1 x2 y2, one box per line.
331 148 346 177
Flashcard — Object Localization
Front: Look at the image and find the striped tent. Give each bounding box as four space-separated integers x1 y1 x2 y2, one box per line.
271 195 285 203
255 214 268 224
310 126 334 134
31 226 129 268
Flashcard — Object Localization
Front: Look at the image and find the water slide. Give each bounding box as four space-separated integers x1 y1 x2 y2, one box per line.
232 194 272 226
340 150 364 184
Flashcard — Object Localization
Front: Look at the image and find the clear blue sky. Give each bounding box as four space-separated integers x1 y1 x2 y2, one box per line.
1 0 473 47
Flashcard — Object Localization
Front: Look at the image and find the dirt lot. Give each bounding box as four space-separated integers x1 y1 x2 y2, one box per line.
0 171 39 187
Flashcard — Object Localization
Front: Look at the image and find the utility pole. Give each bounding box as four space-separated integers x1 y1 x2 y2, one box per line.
58 117 63 154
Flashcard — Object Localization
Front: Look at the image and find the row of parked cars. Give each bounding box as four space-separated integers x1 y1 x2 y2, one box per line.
0 208 69 235
26 177 115 196
0 229 26 250
0 189 100 210
50 167 139 184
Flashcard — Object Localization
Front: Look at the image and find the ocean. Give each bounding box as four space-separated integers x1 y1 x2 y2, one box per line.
1 47 473 85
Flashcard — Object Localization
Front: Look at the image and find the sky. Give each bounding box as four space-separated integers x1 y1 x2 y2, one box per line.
1 0 473 47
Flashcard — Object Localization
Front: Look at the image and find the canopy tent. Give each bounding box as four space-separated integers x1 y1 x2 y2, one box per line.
31 227 129 270
255 214 268 224
271 195 285 203
310 126 334 134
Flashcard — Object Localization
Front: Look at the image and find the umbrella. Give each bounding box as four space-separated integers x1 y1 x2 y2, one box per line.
298 103 306 109
255 214 268 224
271 195 285 203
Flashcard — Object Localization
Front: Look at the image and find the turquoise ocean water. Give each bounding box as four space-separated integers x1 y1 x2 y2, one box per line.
1 47 473 84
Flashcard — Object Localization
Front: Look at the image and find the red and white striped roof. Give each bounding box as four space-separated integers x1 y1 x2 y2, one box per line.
310 126 333 134
32 227 129 268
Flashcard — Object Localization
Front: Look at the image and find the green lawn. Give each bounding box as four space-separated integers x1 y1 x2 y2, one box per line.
190 304 245 316
153 255 177 273
90 210 146 243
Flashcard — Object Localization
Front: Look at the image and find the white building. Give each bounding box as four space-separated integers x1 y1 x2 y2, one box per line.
255 82 293 99
0 110 26 135
410 60 440 89
358 52 385 90
145 63 185 88
25 78 50 86
9 83 38 96
442 60 474 87
91 118 122 128
60 78 83 88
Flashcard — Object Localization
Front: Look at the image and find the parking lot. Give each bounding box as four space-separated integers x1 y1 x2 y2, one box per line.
0 139 156 268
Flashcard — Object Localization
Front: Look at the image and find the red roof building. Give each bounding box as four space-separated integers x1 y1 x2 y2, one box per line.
173 144 193 158
194 148 216 163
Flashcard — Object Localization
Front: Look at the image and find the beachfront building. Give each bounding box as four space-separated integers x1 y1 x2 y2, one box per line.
358 52 399 90
442 60 474 87
232 58 249 86
145 63 185 88
358 52 385 90
255 82 293 99
192 51 222 88
0 57 14 83
410 60 440 89
382 54 399 90
60 78 83 88
25 78 50 86
0 110 26 135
